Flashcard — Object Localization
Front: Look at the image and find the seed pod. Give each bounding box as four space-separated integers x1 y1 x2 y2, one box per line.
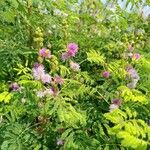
38 32 43 37
39 42 43 47
37 56 43 63
38 37 44 42
33 38 38 42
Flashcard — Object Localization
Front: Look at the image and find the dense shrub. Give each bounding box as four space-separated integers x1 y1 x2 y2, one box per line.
0 0 150 150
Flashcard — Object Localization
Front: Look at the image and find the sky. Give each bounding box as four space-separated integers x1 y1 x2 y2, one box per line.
79 0 150 18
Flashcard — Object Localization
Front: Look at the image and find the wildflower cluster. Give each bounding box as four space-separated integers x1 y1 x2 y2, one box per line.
1 2 149 149
32 63 51 84
32 44 81 98
61 43 80 72
126 65 140 89
61 43 78 61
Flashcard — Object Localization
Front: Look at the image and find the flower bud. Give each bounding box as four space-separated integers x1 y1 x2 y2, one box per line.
102 71 110 79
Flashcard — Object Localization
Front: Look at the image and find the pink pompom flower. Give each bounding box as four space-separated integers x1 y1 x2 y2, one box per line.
102 71 110 79
67 43 78 57
126 65 140 89
61 43 78 61
70 61 80 72
9 82 20 91
39 48 51 58
54 75 64 85
32 63 45 80
32 63 51 84
126 65 140 80
61 52 70 61
132 53 141 60
41 73 51 84
109 98 121 112
112 98 121 106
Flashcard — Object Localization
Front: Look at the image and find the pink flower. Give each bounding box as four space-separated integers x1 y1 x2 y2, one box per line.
61 43 78 61
132 53 141 60
61 52 70 61
32 64 45 80
126 65 140 89
109 98 121 112
126 66 140 80
39 48 51 58
9 82 20 91
67 43 78 57
32 63 51 84
54 75 64 85
70 61 80 72
102 71 110 78
41 73 51 83
33 62 41 68
112 98 121 106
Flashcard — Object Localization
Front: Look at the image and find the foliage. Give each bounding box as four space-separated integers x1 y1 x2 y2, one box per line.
0 0 150 150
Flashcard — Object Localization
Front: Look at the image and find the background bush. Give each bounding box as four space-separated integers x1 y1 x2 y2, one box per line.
0 0 150 150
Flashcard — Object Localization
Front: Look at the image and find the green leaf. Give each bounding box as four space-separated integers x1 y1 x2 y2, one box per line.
87 50 105 64
0 92 12 103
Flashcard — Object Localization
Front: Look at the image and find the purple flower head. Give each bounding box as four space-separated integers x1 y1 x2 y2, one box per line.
112 98 121 106
61 43 78 61
61 52 70 61
102 71 110 79
9 82 20 91
32 63 51 84
132 53 141 60
126 65 140 89
67 43 78 57
41 73 51 84
70 61 80 72
32 64 45 80
128 44 134 51
39 48 51 58
54 75 64 85
126 65 132 71
33 62 41 69
57 139 64 146
126 67 140 80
